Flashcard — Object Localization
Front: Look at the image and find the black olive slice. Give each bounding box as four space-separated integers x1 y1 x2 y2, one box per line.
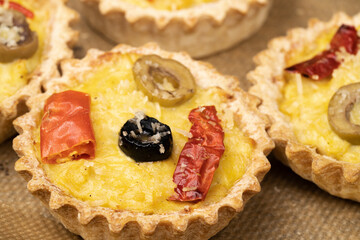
0 9 38 63
328 82 360 144
119 112 173 162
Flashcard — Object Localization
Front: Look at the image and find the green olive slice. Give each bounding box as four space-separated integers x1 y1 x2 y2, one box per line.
328 82 360 144
0 10 38 63
132 55 196 107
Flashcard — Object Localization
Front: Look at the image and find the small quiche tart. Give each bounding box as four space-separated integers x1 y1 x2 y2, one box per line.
249 12 360 201
78 0 272 58
14 43 273 239
0 0 78 144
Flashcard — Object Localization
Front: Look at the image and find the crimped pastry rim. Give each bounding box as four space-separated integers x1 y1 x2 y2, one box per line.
249 12 360 201
80 0 269 29
13 43 274 238
0 0 78 143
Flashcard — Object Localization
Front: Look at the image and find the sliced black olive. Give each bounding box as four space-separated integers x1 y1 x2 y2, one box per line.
119 112 173 162
328 82 360 144
132 55 196 107
0 9 38 63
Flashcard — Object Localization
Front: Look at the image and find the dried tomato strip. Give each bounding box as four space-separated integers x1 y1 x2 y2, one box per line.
0 1 34 18
169 106 225 202
286 24 360 80
40 90 96 164
286 50 340 80
330 25 359 54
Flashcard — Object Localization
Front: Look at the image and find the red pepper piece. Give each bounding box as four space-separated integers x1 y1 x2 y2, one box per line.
169 106 225 202
286 50 340 80
0 1 34 19
286 24 359 80
40 90 96 164
330 24 359 54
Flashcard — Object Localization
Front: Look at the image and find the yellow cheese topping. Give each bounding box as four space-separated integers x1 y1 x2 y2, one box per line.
280 25 360 164
121 0 217 10
36 53 254 214
0 0 48 103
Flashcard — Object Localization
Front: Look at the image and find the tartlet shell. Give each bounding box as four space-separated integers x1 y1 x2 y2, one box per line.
14 43 274 239
249 12 360 201
78 0 272 58
0 0 78 144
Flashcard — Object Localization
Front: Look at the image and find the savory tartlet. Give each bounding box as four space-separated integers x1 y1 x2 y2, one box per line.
0 0 78 144
14 43 273 239
78 0 272 58
249 12 360 201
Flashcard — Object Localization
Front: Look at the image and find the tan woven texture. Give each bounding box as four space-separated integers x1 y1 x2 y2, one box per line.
1 0 360 239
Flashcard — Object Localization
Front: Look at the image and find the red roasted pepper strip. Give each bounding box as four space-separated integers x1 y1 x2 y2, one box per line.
286 24 360 80
169 106 225 202
40 90 96 164
0 1 34 18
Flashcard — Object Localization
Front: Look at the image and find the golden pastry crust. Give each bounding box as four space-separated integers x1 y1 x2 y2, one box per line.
0 0 78 144
249 12 360 201
78 0 272 58
13 43 274 239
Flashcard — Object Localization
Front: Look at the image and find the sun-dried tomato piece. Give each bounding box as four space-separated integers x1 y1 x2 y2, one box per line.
0 1 34 19
286 24 359 80
286 50 340 80
168 106 225 202
40 90 96 164
330 24 359 54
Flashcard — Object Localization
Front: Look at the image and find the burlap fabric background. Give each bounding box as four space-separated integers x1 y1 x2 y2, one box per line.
1 0 360 239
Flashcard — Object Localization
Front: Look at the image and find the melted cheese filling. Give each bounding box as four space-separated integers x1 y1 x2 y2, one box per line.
280 25 360 164
0 0 48 103
37 53 254 213
121 0 217 10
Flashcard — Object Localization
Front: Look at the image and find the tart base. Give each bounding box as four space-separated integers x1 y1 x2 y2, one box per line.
249 12 360 201
0 0 78 144
78 0 272 58
14 43 273 239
